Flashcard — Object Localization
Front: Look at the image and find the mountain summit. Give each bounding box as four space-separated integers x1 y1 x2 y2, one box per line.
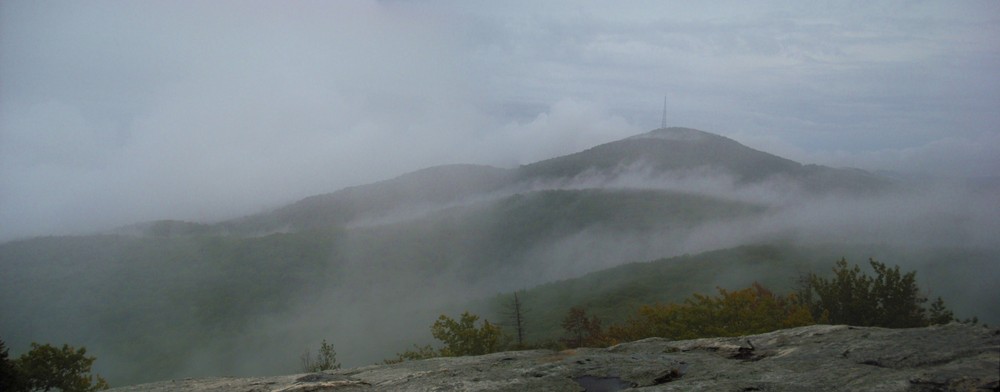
628 126 728 142
518 127 889 192
218 127 891 234
520 127 797 181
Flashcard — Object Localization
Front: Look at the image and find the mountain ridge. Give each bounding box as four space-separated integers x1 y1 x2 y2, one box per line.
124 127 893 237
4 126 948 387
258 127 890 234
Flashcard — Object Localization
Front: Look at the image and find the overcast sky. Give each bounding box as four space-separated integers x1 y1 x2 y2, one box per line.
2 0 999 240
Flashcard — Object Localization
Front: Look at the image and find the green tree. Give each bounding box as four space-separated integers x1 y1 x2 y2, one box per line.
14 343 109 392
431 312 504 357
1 339 27 392
927 297 956 325
300 339 341 372
800 258 955 327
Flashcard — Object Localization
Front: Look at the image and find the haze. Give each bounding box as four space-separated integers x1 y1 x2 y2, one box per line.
2 1 999 241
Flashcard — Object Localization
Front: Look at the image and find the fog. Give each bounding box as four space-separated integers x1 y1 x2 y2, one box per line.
2 1 1000 386
495 163 1000 281
5 156 997 382
325 170 999 367
142 168 998 380
3 1 1000 241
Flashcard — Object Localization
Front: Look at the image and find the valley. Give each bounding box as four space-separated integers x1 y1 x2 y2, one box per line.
1 128 997 386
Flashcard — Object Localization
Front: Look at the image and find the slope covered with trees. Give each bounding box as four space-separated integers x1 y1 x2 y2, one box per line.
481 244 994 344
385 258 962 365
0 127 993 386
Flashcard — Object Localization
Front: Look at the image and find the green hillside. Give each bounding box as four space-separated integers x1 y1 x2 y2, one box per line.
2 127 987 387
518 128 891 193
0 188 763 385
224 164 514 234
205 127 892 237
480 243 999 344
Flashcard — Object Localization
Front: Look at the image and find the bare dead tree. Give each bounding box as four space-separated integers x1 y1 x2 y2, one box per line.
504 291 528 347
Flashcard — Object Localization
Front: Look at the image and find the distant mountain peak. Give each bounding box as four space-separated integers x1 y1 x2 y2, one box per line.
224 126 893 234
627 127 724 143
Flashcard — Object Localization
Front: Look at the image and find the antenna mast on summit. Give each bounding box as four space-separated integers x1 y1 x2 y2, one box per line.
660 96 667 129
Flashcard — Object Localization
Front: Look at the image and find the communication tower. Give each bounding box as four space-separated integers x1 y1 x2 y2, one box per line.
661 96 667 129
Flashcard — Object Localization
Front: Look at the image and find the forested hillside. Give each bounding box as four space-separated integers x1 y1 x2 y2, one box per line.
480 243 997 344
1 128 996 386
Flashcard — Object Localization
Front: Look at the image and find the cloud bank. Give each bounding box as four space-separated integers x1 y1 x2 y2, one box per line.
2 0 999 240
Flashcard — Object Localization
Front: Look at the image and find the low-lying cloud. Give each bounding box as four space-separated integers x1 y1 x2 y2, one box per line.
3 1 999 242
2 2 999 384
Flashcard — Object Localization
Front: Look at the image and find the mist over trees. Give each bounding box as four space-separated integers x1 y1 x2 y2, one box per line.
0 128 995 386
2 0 998 387
378 258 962 364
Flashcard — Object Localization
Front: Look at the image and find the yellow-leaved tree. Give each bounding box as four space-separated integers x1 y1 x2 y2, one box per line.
608 282 814 342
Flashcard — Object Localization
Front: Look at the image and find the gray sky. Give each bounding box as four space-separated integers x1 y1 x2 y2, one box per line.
2 0 999 240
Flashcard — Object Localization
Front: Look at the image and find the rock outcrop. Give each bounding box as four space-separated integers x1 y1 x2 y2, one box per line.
112 323 999 391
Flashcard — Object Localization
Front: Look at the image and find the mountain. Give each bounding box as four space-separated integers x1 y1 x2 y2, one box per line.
223 164 515 234
518 127 890 192
522 128 795 180
167 127 892 236
5 127 985 387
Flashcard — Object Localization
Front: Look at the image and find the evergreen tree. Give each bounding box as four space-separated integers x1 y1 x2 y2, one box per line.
927 297 956 325
301 340 341 372
1 339 27 392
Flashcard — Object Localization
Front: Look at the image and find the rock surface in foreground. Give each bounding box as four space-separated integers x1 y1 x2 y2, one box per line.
112 323 999 391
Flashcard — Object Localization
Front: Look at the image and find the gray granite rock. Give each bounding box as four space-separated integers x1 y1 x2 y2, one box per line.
111 323 999 391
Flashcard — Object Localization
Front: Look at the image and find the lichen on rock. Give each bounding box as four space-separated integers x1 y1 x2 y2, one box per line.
110 323 1000 392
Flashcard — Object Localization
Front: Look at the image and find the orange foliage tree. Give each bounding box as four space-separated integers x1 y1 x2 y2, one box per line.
560 307 609 348
607 282 814 342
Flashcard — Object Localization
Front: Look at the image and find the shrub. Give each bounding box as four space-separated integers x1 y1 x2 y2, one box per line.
300 339 340 372
432 312 505 357
799 258 955 327
382 344 438 365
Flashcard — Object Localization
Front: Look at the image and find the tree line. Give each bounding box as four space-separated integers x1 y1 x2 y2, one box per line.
375 258 966 363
